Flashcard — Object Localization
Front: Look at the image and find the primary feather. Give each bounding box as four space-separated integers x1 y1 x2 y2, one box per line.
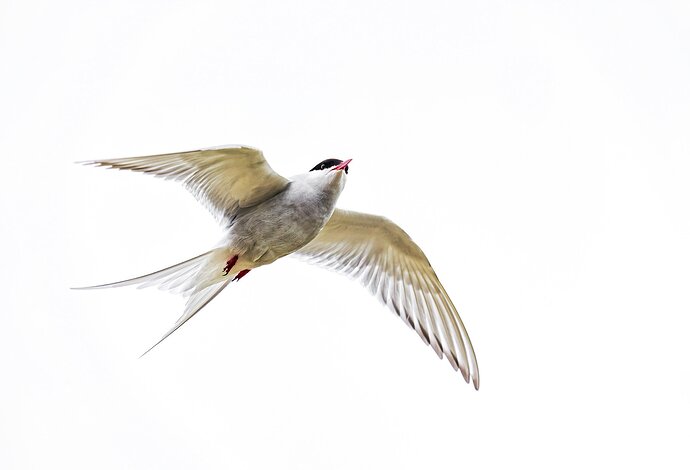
294 209 479 389
82 145 289 224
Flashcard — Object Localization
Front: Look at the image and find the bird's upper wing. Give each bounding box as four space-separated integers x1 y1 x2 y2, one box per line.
293 209 479 389
85 145 290 223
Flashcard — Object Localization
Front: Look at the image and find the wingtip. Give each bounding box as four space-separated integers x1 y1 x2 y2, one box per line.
75 160 117 169
460 365 471 384
70 284 115 290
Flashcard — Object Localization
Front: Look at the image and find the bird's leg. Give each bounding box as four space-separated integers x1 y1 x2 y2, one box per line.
222 254 239 276
233 269 251 281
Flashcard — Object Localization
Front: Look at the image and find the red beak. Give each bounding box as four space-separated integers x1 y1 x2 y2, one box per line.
331 159 352 172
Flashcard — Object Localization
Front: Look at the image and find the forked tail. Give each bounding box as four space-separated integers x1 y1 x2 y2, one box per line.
72 250 219 295
73 248 242 355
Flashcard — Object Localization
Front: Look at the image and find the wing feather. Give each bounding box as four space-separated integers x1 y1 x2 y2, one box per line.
294 208 479 389
83 145 289 223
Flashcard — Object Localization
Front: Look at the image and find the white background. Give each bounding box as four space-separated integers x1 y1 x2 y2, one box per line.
1 1 689 468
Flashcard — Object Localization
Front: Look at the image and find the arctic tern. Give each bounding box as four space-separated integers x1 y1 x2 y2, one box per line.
76 145 479 389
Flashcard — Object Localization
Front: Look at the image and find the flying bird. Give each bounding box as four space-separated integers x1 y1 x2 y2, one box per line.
76 145 480 389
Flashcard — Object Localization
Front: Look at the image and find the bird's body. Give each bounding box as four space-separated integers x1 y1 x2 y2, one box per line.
76 145 480 389
224 170 346 268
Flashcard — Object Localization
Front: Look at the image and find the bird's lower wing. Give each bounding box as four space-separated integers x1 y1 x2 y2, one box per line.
293 209 479 390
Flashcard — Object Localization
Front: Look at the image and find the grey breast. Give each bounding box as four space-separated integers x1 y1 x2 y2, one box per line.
228 181 338 264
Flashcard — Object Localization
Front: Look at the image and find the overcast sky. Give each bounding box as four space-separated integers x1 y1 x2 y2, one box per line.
1 1 689 468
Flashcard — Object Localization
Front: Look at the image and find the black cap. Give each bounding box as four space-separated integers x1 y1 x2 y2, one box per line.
310 159 349 174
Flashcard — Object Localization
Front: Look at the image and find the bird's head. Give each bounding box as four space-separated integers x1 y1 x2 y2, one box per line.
304 158 352 194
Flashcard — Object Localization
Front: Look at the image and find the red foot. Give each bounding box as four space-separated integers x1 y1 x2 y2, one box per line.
222 255 239 276
233 269 250 281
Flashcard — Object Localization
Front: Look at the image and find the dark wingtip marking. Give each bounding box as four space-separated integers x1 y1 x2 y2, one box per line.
418 322 431 345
